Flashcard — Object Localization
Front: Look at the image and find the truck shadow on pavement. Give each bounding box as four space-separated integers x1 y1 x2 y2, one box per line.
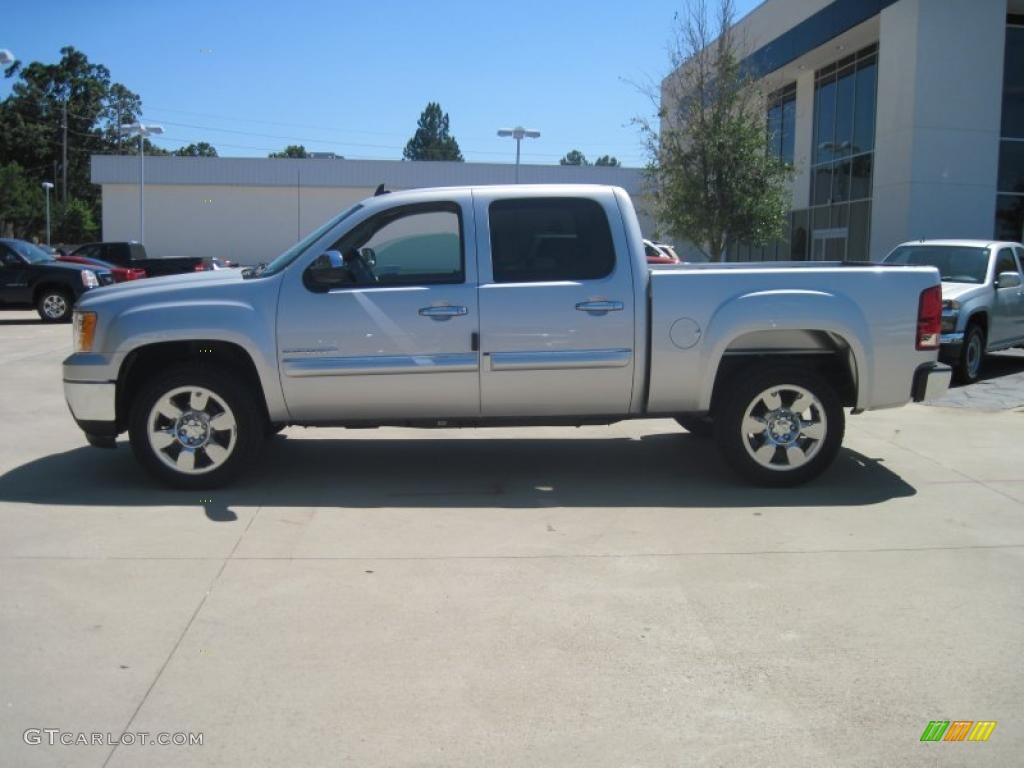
0 431 916 522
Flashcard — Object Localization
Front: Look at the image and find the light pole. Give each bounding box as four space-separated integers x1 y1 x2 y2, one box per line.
497 126 540 183
119 122 164 243
0 50 14 66
41 182 54 245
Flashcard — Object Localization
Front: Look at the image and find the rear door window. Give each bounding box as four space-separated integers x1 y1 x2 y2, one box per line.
488 198 615 283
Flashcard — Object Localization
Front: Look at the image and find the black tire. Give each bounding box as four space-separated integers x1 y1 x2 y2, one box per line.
36 287 73 323
954 323 985 384
128 364 264 489
675 415 714 438
712 365 844 487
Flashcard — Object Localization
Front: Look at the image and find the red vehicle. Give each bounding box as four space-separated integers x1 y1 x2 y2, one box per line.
57 253 146 282
643 239 679 265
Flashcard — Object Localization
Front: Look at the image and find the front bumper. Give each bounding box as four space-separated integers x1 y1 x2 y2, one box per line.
938 332 964 364
911 362 952 403
64 380 118 446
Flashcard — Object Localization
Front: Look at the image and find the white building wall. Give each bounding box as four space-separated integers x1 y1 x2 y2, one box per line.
94 156 648 264
871 0 1007 256
102 185 375 263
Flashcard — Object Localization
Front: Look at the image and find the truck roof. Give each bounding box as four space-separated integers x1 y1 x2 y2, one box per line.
363 183 626 207
894 238 1023 249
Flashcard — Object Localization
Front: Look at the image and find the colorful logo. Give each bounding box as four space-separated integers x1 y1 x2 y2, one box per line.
920 721 996 742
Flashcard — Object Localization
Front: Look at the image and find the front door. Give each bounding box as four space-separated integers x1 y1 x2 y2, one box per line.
990 247 1024 346
276 199 480 422
474 191 636 417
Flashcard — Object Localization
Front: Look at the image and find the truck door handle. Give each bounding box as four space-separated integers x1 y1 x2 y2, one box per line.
575 300 624 314
418 305 468 319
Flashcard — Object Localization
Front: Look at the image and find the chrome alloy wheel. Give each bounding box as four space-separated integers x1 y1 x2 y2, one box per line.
41 293 68 319
740 384 827 472
146 386 237 475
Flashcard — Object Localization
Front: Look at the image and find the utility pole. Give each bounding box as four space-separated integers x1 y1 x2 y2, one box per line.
61 101 68 204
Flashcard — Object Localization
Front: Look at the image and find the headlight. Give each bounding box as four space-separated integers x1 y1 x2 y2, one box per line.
941 299 960 311
81 269 99 288
73 311 97 353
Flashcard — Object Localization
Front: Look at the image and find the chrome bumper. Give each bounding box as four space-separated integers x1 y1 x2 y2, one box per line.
940 332 964 345
912 363 952 403
64 381 116 422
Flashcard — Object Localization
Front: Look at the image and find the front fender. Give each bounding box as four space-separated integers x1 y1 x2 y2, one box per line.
105 299 288 421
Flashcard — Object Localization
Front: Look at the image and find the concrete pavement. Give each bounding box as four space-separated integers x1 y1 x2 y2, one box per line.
0 310 1022 767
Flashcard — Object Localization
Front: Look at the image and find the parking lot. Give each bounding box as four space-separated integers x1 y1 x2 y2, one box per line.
0 309 1022 767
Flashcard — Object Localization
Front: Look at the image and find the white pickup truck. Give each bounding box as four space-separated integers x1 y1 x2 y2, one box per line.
63 185 950 488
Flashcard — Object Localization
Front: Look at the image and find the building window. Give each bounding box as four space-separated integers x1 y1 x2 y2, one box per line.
809 44 877 260
767 82 797 164
996 23 1024 241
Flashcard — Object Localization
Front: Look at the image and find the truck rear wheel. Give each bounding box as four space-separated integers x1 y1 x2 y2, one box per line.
128 364 263 489
713 366 844 486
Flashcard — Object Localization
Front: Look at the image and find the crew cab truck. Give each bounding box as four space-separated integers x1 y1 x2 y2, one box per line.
883 240 1024 383
0 238 113 322
70 241 212 278
63 185 950 489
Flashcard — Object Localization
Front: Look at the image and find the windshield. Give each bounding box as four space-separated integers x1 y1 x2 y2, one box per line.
259 204 363 277
6 240 55 264
883 245 990 284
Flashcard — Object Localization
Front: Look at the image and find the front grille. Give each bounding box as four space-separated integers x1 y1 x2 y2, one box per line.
99 273 115 286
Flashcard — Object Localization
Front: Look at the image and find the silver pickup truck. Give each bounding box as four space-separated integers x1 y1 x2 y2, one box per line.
63 184 950 489
883 239 1024 383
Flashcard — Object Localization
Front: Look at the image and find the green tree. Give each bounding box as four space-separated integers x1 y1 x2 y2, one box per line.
594 155 621 167
175 142 218 157
0 162 44 238
56 198 98 243
638 0 791 261
559 149 589 166
0 47 146 228
403 102 463 161
268 144 308 158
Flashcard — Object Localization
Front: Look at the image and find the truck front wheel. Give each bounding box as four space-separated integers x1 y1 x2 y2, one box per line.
713 366 844 487
128 364 263 489
37 288 73 323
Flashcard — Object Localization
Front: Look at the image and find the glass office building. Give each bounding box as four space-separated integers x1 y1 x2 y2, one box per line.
674 0 1022 262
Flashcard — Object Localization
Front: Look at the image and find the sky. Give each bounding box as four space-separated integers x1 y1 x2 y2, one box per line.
2 0 761 168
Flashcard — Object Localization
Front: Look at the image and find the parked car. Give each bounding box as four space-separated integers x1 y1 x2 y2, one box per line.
654 243 682 262
58 253 146 283
63 184 949 489
209 257 240 270
0 238 113 322
883 239 1024 383
70 242 211 278
643 238 679 264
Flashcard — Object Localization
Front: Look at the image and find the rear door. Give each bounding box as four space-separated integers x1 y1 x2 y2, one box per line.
0 244 32 305
474 190 636 417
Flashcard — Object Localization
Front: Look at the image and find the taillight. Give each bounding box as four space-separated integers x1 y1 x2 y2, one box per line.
916 285 941 350
193 262 208 272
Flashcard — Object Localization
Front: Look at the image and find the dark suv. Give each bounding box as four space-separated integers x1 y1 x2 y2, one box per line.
0 239 114 322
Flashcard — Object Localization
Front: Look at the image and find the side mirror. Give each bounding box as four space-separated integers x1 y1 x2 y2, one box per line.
996 271 1022 289
305 250 351 291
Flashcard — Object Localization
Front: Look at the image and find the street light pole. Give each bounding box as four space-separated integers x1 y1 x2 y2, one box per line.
119 122 164 243
41 182 54 245
497 126 541 183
